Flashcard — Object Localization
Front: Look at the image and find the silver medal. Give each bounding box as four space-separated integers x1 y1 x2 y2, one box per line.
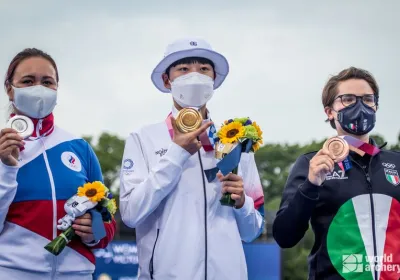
6 115 34 139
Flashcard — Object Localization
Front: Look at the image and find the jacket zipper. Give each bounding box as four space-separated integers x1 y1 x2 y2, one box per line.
149 229 160 279
351 158 378 279
197 151 208 280
41 137 58 278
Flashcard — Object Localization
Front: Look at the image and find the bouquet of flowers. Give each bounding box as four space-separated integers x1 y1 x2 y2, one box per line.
205 117 263 206
44 181 117 256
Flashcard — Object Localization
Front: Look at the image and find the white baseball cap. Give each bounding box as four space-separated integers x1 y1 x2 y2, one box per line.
151 37 229 93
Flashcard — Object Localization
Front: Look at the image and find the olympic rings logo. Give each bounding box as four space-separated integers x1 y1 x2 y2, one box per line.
382 163 396 169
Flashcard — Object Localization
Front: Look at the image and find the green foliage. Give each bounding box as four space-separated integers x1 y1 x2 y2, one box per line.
390 133 400 151
370 134 386 147
282 229 314 280
255 139 326 206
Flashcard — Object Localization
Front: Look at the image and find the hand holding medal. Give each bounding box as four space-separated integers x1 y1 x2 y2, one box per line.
175 108 202 133
171 108 212 155
308 136 350 186
0 115 32 166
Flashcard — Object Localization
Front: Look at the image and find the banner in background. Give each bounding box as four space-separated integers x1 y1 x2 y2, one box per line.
93 242 281 280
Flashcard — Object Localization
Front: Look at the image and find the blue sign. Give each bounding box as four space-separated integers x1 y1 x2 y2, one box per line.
93 242 281 280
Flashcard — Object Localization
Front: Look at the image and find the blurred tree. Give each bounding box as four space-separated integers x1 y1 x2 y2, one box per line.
390 133 400 151
370 133 386 147
83 133 132 240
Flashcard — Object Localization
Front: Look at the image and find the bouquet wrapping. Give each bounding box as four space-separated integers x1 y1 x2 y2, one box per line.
44 181 117 255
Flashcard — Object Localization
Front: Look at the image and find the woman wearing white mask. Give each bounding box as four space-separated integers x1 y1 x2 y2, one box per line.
119 38 265 280
0 48 116 279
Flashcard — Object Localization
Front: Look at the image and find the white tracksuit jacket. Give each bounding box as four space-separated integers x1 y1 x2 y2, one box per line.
119 109 265 280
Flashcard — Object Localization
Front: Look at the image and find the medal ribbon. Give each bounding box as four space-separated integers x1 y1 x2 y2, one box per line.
10 113 55 151
338 157 352 172
337 135 381 172
341 135 381 156
165 113 216 152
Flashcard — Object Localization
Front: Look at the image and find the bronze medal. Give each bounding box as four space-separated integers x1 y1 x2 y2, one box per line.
323 136 350 162
175 108 202 133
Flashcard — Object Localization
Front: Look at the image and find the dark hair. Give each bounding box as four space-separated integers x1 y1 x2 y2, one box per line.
4 48 59 91
164 57 215 78
322 66 379 129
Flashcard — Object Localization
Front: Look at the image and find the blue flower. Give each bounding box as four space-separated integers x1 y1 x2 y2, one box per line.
96 205 112 222
244 119 252 126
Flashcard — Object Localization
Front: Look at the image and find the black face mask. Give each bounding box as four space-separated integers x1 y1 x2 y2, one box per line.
336 99 376 135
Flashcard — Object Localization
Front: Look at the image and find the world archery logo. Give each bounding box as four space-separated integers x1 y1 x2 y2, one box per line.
342 254 363 273
61 151 82 172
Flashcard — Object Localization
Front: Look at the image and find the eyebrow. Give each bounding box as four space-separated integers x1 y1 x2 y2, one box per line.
20 75 35 79
20 74 55 80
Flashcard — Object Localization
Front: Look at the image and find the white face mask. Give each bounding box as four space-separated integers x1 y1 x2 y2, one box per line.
170 72 214 108
12 85 57 119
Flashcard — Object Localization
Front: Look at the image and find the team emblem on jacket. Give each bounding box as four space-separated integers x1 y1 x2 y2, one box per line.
61 151 82 172
384 168 400 186
123 159 134 170
122 158 134 175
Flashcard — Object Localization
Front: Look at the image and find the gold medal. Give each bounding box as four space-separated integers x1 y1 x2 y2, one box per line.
323 136 350 162
176 108 202 133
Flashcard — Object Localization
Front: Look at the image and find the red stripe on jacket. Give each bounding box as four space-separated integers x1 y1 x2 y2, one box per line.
7 200 116 264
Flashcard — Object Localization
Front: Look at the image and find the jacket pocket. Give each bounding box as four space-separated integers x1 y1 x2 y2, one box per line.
149 229 160 279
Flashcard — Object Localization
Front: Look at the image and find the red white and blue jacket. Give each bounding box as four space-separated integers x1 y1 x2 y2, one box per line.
0 114 116 279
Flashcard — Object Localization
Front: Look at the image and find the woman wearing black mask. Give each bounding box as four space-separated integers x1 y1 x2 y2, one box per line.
273 67 400 280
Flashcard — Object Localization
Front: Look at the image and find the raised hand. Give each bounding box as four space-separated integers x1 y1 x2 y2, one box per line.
0 128 24 166
308 149 336 186
171 117 213 155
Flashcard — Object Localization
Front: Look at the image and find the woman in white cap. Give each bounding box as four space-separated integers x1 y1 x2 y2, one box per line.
119 37 265 280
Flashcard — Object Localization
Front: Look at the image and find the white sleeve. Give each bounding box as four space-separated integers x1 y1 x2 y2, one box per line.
0 161 19 233
119 132 191 228
233 153 265 242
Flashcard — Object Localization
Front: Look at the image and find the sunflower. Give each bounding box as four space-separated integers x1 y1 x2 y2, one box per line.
251 121 263 151
77 181 107 203
252 141 263 152
252 121 262 139
218 121 245 144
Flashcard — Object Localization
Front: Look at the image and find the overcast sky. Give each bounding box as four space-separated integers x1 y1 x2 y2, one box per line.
0 0 399 146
